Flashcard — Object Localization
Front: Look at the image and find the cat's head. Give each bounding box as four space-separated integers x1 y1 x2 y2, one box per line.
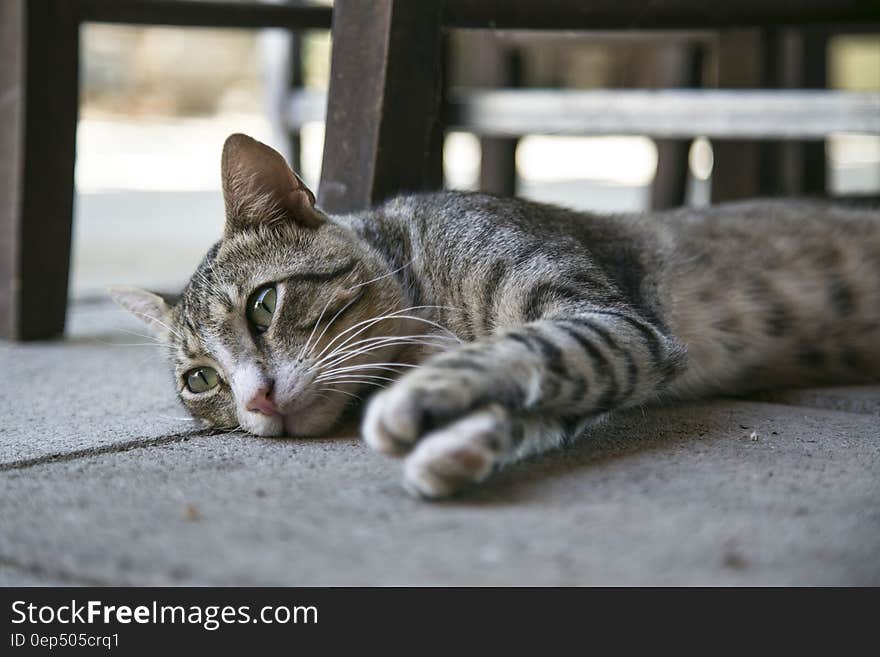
112 134 413 437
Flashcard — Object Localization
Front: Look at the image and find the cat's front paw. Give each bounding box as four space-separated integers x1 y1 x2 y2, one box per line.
361 368 485 456
402 405 510 498
361 367 515 498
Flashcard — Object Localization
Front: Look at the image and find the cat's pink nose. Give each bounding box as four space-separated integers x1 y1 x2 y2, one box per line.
247 383 279 416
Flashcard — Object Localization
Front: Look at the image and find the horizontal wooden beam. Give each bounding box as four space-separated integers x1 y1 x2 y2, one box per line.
483 31 717 46
73 1 879 32
288 89 880 139
443 0 880 30
76 0 332 29
450 90 880 139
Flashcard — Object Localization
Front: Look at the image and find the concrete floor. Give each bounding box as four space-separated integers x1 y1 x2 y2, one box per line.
1 300 878 586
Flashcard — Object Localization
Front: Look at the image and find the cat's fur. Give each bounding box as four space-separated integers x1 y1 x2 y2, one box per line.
113 134 880 498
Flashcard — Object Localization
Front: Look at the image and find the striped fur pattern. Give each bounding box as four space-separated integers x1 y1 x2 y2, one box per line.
114 134 880 498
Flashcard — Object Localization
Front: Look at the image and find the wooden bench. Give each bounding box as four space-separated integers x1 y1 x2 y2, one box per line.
317 0 879 215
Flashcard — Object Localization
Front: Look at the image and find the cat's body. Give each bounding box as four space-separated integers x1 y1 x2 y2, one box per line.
357 192 880 396
114 134 880 498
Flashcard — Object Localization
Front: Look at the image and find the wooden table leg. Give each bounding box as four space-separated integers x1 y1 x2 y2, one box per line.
465 34 521 198
287 34 305 173
647 42 704 210
710 30 764 203
796 30 828 196
318 0 445 213
759 29 829 196
1 0 79 340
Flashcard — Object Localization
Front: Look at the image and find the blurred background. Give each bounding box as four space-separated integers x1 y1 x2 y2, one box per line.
73 9 880 299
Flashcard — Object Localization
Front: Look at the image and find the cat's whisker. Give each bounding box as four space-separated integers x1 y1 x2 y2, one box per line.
309 333 453 372
316 366 412 381
99 341 177 350
313 342 414 374
313 341 446 376
384 314 461 340
128 310 186 342
193 270 221 294
299 291 365 363
313 303 450 354
308 321 456 374
311 341 422 376
296 266 365 362
297 295 337 363
315 362 419 377
302 298 400 364
192 269 233 305
347 257 418 293
309 306 458 366
315 387 363 402
95 330 175 349
321 331 455 352
318 378 389 389
315 372 397 384
296 265 396 364
116 327 171 345
317 381 391 390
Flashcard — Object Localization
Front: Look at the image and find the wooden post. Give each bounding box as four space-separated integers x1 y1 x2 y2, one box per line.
318 0 445 213
644 43 704 209
761 29 828 196
801 30 829 195
0 0 80 340
761 29 801 195
710 30 764 203
464 34 521 197
287 34 304 174
424 32 449 193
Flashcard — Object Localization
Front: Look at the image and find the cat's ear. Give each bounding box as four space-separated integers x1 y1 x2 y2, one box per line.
109 286 174 341
221 133 326 235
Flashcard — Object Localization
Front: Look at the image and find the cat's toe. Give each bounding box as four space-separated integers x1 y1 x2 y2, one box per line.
361 387 420 456
402 406 508 499
361 374 479 456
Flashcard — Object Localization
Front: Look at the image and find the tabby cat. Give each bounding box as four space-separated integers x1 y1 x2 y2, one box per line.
113 134 880 498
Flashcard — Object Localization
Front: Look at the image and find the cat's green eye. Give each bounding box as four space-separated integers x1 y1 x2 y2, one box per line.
185 367 219 394
247 284 277 333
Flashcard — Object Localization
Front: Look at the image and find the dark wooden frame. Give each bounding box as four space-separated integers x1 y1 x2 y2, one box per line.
441 0 880 30
1 0 80 342
0 0 331 341
3 1 878 340
318 0 445 214
318 0 879 215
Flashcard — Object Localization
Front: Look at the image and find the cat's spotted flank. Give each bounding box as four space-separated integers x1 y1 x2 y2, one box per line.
113 134 880 498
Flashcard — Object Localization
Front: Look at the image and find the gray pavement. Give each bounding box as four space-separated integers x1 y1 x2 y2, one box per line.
0 302 193 465
1 300 878 586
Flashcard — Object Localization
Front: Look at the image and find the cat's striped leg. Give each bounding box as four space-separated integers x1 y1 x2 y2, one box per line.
362 309 686 496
